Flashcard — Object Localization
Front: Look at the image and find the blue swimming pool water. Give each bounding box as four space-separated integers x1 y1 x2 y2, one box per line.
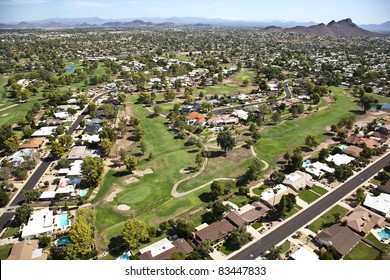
378 228 390 240
339 144 349 150
118 254 129 260
302 160 311 168
56 236 71 247
381 103 390 109
79 188 89 197
66 66 75 73
58 214 70 227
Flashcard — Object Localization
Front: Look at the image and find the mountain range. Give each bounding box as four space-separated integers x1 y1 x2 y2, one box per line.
0 17 389 35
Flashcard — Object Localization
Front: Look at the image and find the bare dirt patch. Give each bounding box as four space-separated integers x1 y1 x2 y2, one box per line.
133 168 153 177
179 168 192 174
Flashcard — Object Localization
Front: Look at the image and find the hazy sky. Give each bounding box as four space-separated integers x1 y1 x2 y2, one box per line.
0 0 389 24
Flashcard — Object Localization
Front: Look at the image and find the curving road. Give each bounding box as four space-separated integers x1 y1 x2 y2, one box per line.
0 91 108 232
230 152 390 260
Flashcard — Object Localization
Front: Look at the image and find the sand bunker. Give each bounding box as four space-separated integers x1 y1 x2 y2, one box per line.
106 188 122 202
133 168 153 177
117 204 130 211
126 177 140 184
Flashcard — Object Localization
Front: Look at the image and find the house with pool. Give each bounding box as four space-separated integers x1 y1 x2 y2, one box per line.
21 208 71 239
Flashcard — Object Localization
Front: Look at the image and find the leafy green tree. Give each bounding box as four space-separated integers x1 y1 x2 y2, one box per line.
22 189 40 203
38 236 51 248
271 111 281 124
0 188 9 208
140 140 147 156
211 201 229 220
133 124 145 141
65 209 96 260
251 130 261 143
15 204 33 226
117 92 126 104
266 244 282 260
99 138 113 157
195 153 204 170
270 171 285 184
124 156 138 173
153 105 162 116
4 134 19 155
81 156 105 188
164 89 176 102
245 158 263 181
312 93 321 104
258 104 272 121
305 134 319 149
356 188 366 204
170 251 186 260
122 219 149 250
87 102 97 117
318 148 329 162
224 227 252 250
0 124 14 150
360 94 377 112
288 148 303 172
210 181 225 197
334 164 353 182
22 126 34 139
58 135 73 150
51 141 64 158
217 130 236 154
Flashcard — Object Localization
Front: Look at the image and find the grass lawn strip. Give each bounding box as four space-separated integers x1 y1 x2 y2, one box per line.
311 186 328 196
365 233 388 251
307 205 349 233
298 189 321 203
0 244 13 260
344 241 380 260
255 87 361 170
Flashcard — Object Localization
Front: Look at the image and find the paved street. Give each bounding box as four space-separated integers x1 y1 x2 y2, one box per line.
230 153 390 260
0 91 108 232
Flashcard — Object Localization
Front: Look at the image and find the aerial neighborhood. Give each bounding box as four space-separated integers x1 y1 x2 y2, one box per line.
0 17 390 261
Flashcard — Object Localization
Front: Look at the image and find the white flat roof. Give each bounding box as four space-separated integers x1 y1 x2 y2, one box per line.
260 184 288 201
31 126 57 137
291 246 318 261
21 208 54 239
139 238 175 257
364 193 390 217
286 173 301 182
39 191 56 199
326 154 355 166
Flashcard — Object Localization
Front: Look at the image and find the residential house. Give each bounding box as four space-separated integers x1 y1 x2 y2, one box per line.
232 109 248 120
7 240 47 260
194 219 234 244
304 161 335 178
315 224 361 256
19 138 45 149
226 202 269 227
345 135 363 146
138 238 193 260
283 171 314 192
260 184 290 207
21 208 71 239
81 134 101 143
345 206 385 235
31 126 57 137
326 154 355 166
207 115 239 126
67 146 99 160
342 146 363 158
186 112 206 126
360 138 381 149
8 148 36 166
363 193 390 218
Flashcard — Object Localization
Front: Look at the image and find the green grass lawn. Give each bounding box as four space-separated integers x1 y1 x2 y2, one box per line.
307 205 349 233
370 93 390 104
311 186 328 195
251 222 263 230
176 147 253 193
298 189 321 203
194 83 245 97
253 184 269 195
229 195 253 207
255 87 361 170
279 240 291 254
365 233 388 251
344 242 380 260
220 243 236 256
234 69 255 83
0 244 12 260
1 225 19 239
285 205 302 218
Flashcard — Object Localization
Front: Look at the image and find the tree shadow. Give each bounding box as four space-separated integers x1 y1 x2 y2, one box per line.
199 192 216 203
113 170 130 177
201 212 216 224
208 150 225 158
108 236 127 257
349 109 365 115
187 149 199 153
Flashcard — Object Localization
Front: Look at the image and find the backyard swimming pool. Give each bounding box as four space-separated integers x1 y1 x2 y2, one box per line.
58 214 70 228
79 188 89 197
379 227 390 240
56 236 71 247
65 66 75 73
